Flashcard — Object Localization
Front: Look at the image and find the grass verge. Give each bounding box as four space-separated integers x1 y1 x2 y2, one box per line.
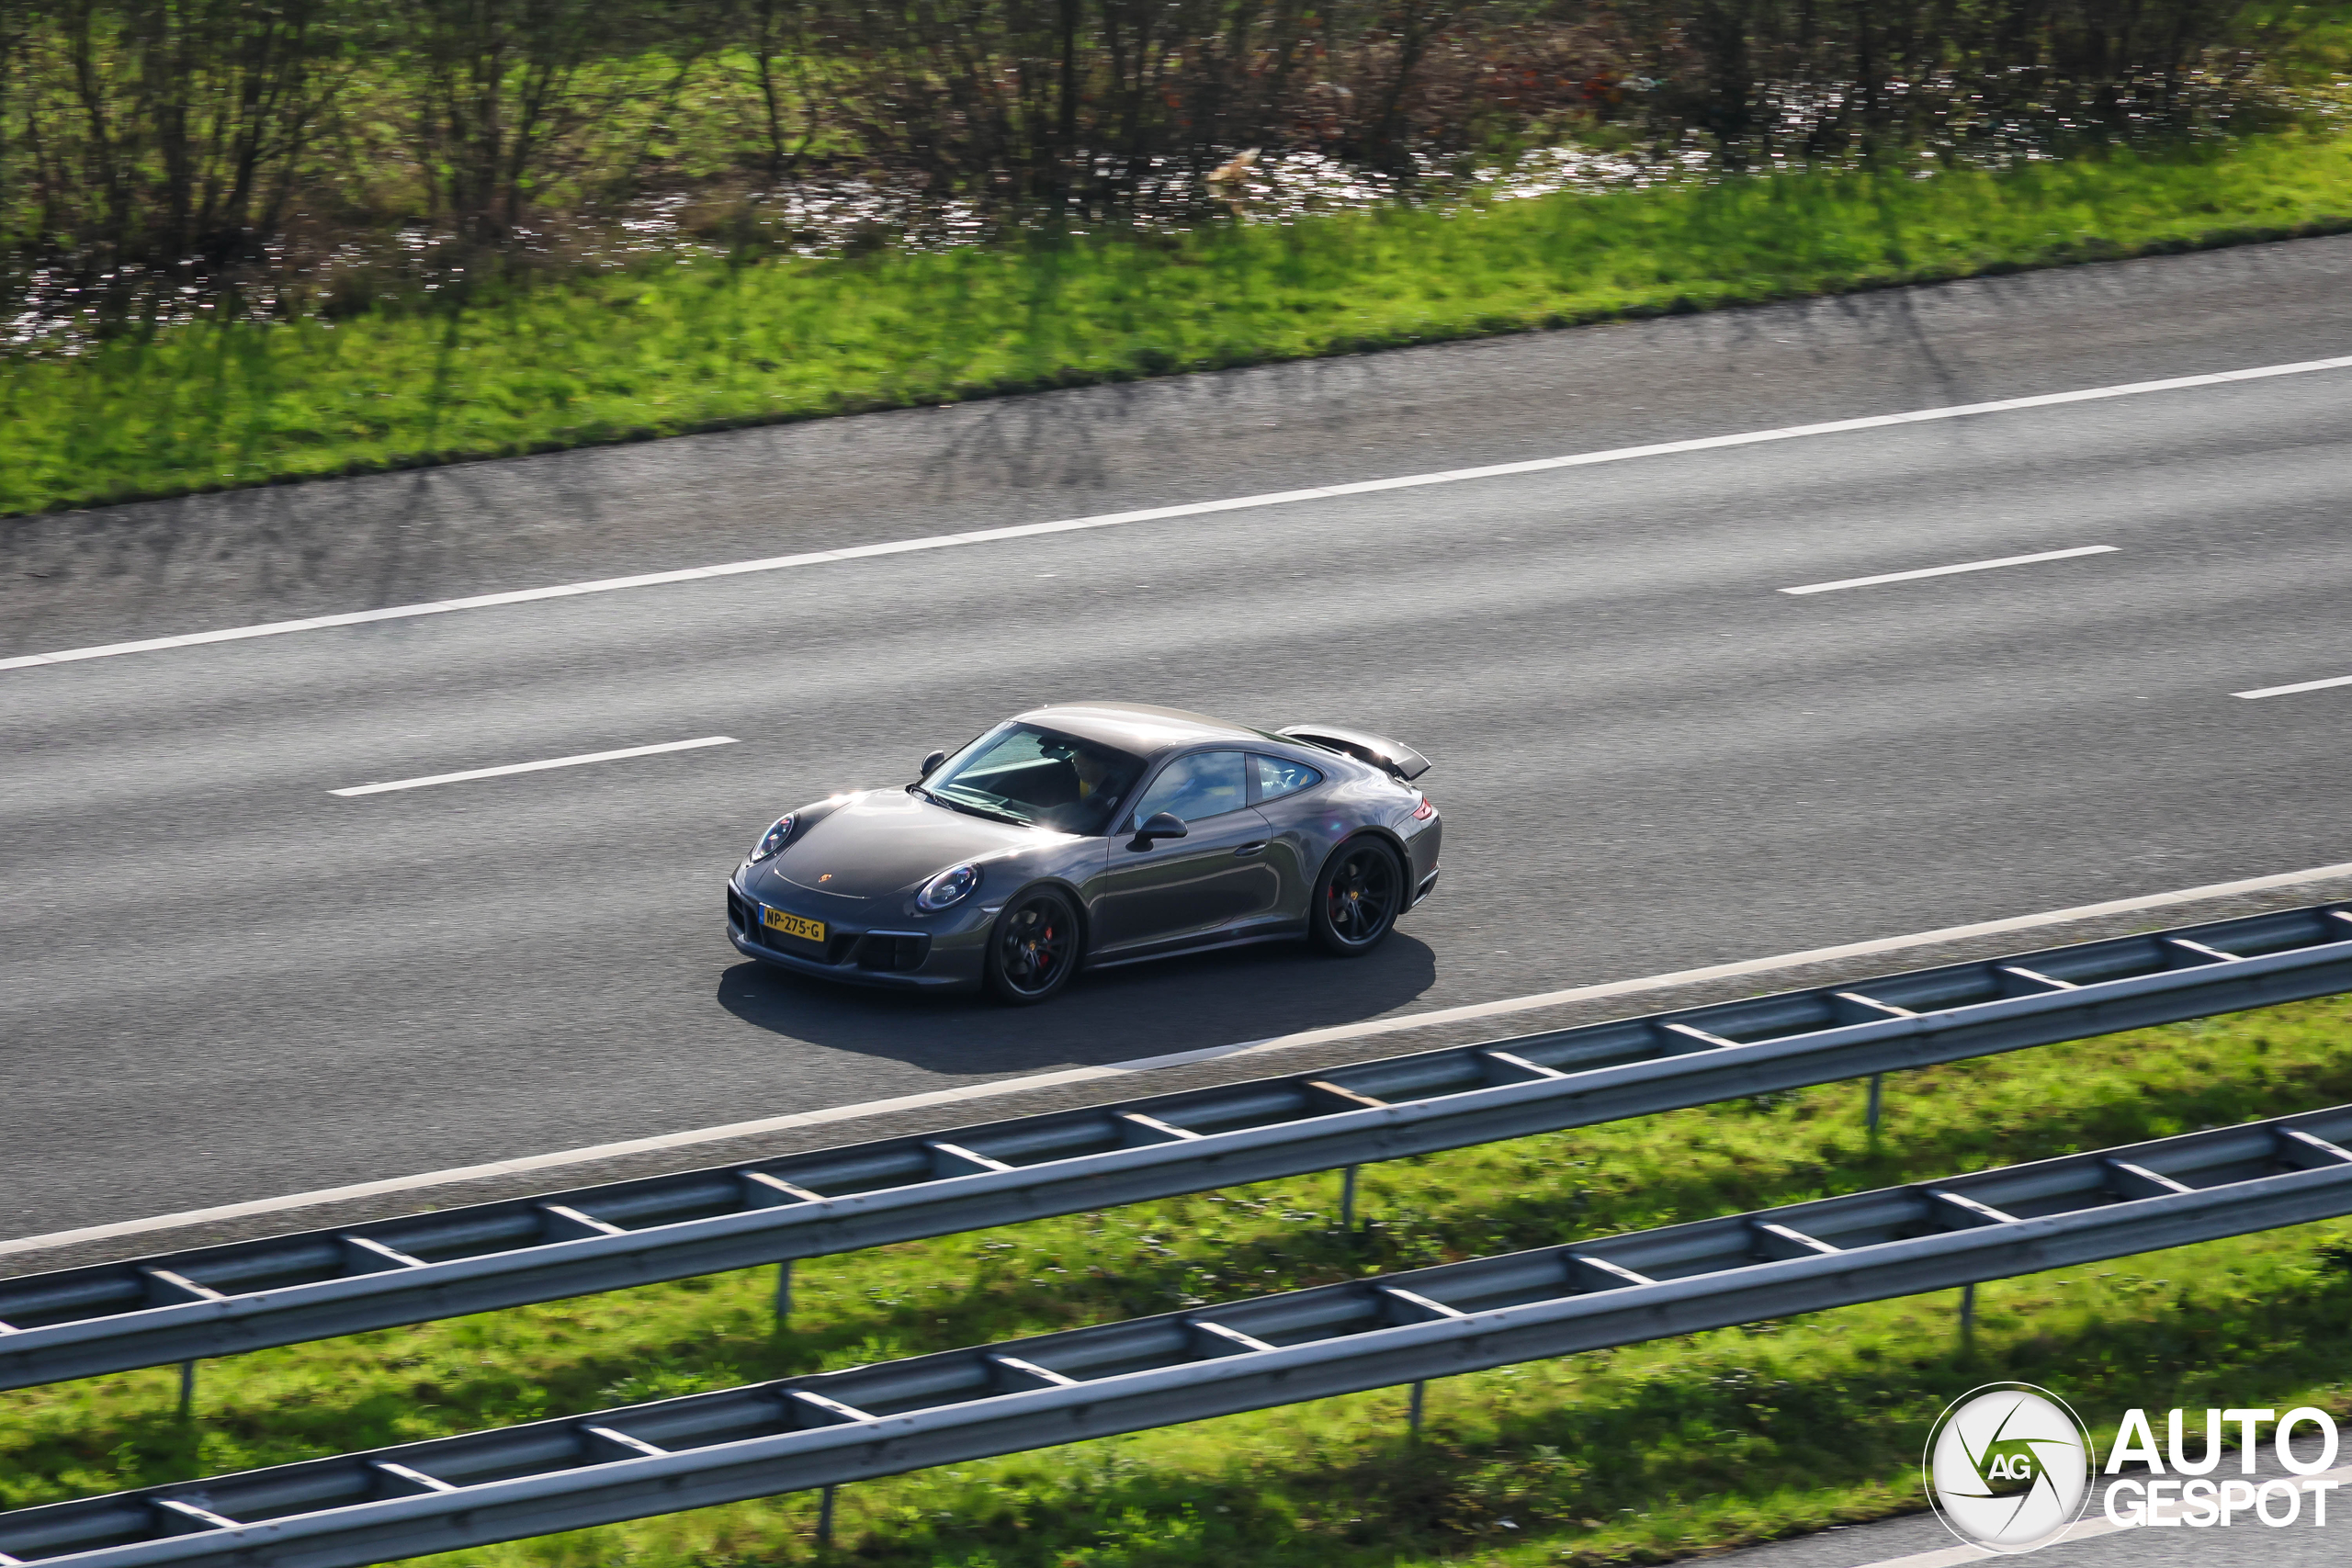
6 996 2352 1563
15 128 2352 518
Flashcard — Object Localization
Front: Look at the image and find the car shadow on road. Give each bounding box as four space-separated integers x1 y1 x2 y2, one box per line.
713 934 1439 1076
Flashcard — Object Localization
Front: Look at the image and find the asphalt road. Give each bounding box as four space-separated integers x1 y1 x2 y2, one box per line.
1713 1427 2350 1568
6 236 2352 1254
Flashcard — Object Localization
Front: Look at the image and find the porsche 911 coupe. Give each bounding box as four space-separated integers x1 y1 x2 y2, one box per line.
726 703 1442 1004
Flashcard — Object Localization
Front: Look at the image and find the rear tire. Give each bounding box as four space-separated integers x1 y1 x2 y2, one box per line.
1309 838 1404 956
986 886 1081 1005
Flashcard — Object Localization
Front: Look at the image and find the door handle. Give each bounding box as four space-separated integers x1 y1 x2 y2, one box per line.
1234 841 1269 857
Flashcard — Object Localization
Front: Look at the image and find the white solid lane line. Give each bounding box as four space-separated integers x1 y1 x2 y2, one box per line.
330 736 738 796
8 852 2352 1258
6 353 2352 675
2237 671 2352 700
1781 544 2118 596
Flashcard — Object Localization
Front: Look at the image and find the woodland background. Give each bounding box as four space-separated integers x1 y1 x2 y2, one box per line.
3 0 2280 302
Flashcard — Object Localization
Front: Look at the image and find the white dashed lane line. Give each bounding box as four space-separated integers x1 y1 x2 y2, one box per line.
1780 545 2119 596
2236 672 2352 701
329 736 739 796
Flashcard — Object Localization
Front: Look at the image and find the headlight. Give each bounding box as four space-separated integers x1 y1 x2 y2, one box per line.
751 815 796 862
917 863 981 911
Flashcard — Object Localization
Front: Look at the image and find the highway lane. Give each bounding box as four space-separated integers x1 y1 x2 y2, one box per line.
12 231 2352 661
6 244 2352 1244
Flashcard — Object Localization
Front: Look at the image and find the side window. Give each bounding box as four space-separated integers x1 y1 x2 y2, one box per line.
1252 754 1323 803
1131 750 1250 825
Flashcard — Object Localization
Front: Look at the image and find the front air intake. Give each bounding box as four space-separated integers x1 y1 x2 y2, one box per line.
855 932 932 971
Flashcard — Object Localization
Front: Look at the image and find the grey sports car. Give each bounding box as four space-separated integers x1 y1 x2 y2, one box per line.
726 703 1442 1004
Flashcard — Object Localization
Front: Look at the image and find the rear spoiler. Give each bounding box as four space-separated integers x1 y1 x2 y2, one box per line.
1277 725 1430 782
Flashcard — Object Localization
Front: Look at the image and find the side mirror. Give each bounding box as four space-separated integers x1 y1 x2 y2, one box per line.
1127 811 1188 851
920 750 948 777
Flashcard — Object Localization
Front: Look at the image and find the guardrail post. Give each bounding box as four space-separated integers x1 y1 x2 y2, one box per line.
1867 1074 1884 1135
1408 1379 1426 1438
1959 1281 1976 1351
1340 1165 1360 1237
815 1483 837 1549
775 1260 793 1330
176 1359 196 1421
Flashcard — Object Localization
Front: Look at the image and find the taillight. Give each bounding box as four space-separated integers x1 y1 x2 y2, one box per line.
1411 793 1435 820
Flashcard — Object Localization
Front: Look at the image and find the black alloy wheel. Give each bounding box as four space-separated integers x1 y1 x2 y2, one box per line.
987 887 1080 1005
1310 838 1403 955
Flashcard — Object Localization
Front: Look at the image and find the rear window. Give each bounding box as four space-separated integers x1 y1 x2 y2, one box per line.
1253 755 1323 802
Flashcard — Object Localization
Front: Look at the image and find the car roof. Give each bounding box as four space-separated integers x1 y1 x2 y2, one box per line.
1015 702 1283 759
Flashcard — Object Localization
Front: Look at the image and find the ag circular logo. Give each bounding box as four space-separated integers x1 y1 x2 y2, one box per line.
1924 1382 2097 1553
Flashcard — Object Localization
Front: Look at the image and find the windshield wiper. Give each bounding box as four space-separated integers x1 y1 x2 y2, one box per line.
950 800 1031 828
914 785 1029 828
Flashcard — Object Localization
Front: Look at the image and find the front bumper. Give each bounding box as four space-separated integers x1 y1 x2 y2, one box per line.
727 882 986 989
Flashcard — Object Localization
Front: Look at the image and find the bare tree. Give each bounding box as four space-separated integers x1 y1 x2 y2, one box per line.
402 0 623 242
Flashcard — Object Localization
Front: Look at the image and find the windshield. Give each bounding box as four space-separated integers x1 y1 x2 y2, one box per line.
924 723 1146 835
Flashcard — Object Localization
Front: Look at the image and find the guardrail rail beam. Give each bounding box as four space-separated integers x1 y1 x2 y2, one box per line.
8 1105 2352 1568
4 900 2348 1392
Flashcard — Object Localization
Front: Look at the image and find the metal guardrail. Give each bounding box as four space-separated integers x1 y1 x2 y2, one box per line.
6 901 2349 1393
9 1103 2352 1568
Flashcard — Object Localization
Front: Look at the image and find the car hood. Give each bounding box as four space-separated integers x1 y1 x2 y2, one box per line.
763 789 1057 899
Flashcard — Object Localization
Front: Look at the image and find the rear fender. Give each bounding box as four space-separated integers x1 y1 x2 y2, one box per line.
1319 827 1416 893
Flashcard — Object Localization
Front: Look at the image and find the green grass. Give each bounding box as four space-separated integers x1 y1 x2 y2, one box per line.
17 126 2352 518
6 996 2352 1565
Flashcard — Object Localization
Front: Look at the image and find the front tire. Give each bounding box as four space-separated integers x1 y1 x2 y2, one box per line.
1309 838 1404 956
986 887 1081 1005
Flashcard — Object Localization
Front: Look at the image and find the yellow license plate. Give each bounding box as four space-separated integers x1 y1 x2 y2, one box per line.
763 908 826 942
